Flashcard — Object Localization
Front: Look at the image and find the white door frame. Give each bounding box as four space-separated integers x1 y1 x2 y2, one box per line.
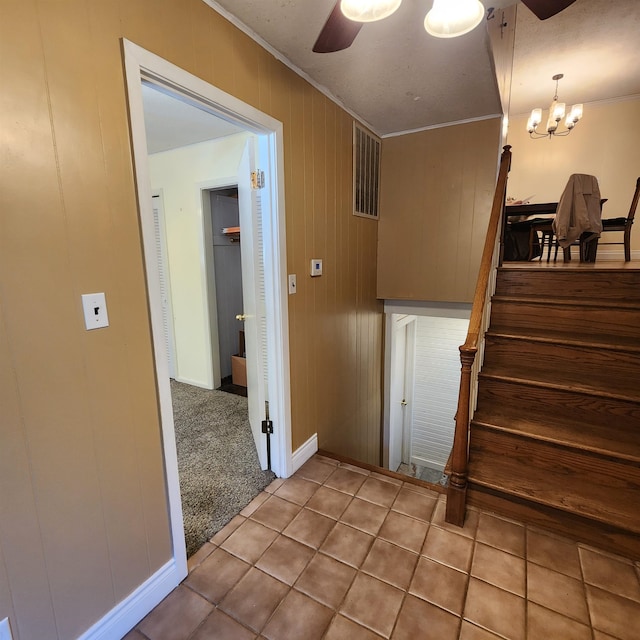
123 39 293 573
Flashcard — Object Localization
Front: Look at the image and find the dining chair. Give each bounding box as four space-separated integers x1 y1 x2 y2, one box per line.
597 177 640 262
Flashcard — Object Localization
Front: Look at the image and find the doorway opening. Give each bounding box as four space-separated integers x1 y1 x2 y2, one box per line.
383 302 470 486
124 39 293 569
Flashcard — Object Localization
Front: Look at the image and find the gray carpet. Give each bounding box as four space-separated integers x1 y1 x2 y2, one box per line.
171 380 275 557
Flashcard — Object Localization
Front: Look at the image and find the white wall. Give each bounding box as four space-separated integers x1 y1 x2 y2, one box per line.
149 133 249 387
506 97 640 256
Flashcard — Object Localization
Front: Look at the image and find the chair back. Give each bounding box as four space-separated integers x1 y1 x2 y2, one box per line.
627 177 640 226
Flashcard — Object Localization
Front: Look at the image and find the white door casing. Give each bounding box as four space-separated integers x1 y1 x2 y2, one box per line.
123 39 293 589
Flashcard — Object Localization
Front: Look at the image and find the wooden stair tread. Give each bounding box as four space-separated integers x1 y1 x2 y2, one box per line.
486 326 640 353
492 294 640 311
471 414 640 463
478 371 640 403
467 449 640 533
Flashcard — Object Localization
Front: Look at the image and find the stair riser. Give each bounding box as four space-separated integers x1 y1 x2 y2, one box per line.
476 376 640 431
496 270 640 302
483 336 640 389
490 300 640 338
469 428 640 531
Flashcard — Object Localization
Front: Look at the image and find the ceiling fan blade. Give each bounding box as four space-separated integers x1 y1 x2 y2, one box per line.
521 0 578 20
313 1 363 53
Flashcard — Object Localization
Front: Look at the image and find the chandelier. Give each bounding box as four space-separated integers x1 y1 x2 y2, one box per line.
527 74 583 139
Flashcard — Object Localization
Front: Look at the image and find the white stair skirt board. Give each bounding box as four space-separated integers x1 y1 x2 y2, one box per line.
291 433 318 475
77 560 182 640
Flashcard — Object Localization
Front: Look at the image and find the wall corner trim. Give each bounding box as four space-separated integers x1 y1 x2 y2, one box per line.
291 434 318 474
76 560 183 640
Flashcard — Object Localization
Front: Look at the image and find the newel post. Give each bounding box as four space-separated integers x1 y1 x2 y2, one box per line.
446 346 477 526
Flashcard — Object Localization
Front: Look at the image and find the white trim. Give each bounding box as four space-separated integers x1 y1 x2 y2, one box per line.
291 434 319 474
382 114 503 139
77 560 180 640
591 248 640 261
198 0 378 136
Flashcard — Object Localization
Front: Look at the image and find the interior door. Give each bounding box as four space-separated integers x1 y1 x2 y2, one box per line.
152 193 176 379
237 136 269 469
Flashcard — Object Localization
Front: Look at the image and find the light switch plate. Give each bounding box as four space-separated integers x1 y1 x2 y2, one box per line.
82 293 109 330
310 259 323 277
288 274 297 294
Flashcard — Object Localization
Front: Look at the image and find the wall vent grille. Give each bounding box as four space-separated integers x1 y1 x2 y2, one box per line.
353 124 381 220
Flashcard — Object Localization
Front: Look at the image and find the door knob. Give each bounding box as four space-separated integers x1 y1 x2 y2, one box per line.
236 314 247 321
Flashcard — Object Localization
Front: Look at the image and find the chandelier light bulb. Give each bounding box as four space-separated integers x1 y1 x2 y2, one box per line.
340 0 403 22
424 0 485 38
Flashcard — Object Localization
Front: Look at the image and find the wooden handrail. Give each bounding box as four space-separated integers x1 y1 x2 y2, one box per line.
446 144 512 526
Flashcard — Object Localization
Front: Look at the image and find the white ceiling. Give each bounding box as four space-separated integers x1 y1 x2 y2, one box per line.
142 0 640 150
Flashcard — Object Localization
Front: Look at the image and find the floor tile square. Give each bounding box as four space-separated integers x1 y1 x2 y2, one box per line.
255 535 314 585
586 584 640 640
527 562 589 623
219 567 289 633
187 542 215 572
220 519 278 564
274 476 319 505
320 522 374 568
324 467 368 495
378 510 429 553
392 594 460 640
340 573 404 638
282 508 335 548
249 495 301 531
240 492 270 517
471 542 525 596
476 512 525 557
210 515 246 546
409 556 468 615
341 497 389 535
294 457 336 484
579 546 640 602
294 553 356 609
323 614 384 640
264 478 285 494
305 485 352 520
422 525 474 572
527 528 582 579
527 602 592 640
463 578 525 640
262 589 333 640
391 487 437 522
184 547 251 603
431 499 479 538
356 476 401 508
190 609 256 640
370 471 403 486
361 538 418 590
137 585 213 640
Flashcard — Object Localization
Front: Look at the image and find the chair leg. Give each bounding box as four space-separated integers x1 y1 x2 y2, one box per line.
624 229 631 262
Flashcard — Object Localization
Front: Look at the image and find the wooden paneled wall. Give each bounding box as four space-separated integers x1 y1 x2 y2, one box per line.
377 118 503 303
0 1 382 638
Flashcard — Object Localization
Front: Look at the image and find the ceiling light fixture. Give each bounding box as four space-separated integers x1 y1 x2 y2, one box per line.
340 0 402 23
424 0 485 38
527 74 583 139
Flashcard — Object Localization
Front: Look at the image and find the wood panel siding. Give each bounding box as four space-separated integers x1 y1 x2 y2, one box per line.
377 118 503 303
0 1 382 638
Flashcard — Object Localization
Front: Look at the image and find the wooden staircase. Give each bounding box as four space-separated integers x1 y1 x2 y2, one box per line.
467 266 640 558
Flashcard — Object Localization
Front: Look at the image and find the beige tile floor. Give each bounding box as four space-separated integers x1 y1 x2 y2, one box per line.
127 455 640 640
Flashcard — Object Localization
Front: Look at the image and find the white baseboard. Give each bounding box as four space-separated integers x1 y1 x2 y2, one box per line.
174 376 213 390
291 433 318 474
592 248 639 261
77 559 183 640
